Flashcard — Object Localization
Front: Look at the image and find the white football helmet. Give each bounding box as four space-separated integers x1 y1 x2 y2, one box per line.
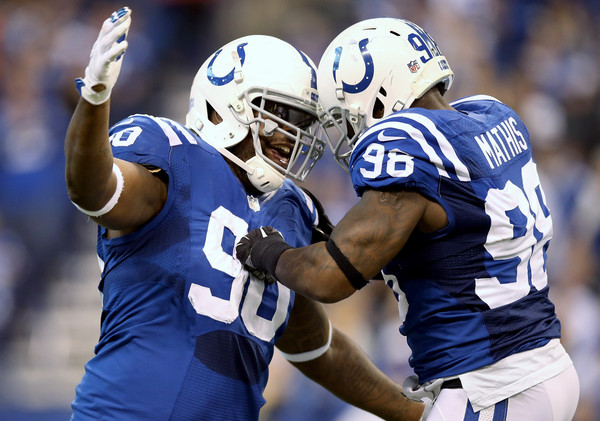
317 18 454 169
186 35 325 192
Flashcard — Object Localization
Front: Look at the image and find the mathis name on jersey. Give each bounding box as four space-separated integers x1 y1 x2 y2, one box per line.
474 117 527 170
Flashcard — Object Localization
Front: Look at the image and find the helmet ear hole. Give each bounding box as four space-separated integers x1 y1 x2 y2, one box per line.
373 97 385 119
372 86 387 119
207 101 223 124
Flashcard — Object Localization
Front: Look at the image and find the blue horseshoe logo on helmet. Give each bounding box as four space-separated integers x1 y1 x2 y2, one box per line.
333 38 374 93
207 42 248 86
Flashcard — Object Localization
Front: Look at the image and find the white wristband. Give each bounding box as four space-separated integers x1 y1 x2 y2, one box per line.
280 320 333 362
72 162 124 217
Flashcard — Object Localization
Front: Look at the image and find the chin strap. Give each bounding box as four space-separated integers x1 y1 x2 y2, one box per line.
216 147 284 193
216 146 255 174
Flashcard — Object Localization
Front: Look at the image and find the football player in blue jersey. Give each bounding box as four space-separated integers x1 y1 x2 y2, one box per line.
237 18 580 421
64 8 424 421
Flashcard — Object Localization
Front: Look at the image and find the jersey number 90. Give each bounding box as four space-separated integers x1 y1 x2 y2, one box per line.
188 206 291 342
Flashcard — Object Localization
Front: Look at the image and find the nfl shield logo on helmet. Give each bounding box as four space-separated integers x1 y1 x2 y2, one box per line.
407 60 420 73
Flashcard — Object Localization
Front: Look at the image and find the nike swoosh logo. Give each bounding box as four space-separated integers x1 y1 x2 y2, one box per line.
377 130 406 142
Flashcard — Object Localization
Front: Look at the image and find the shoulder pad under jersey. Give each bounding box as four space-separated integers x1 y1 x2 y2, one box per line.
108 114 201 170
349 109 471 199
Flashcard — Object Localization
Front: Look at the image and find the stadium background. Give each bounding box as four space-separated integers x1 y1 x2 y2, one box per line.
0 0 598 420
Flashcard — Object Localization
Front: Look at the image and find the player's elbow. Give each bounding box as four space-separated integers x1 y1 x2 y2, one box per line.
65 172 82 204
65 173 111 214
65 173 94 208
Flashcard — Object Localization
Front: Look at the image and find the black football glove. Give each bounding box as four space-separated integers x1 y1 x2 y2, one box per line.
236 227 293 284
300 187 335 243
245 266 279 285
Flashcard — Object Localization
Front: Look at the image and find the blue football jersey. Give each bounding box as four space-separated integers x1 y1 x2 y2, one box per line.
349 95 561 382
71 115 317 420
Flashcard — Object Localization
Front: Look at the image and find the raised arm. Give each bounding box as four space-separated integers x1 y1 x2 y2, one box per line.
277 294 424 421
65 8 167 234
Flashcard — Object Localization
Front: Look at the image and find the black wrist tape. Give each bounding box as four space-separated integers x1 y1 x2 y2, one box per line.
325 238 367 290
251 236 293 276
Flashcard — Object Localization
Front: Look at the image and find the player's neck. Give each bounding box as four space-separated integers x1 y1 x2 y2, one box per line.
412 88 454 111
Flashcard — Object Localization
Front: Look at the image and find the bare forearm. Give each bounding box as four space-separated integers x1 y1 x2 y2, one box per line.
64 97 114 209
273 189 424 302
275 243 356 303
291 328 424 421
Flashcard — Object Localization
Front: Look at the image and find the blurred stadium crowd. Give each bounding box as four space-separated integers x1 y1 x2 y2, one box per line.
0 0 598 420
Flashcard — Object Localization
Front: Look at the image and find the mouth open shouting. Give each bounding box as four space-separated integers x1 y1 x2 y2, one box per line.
265 141 294 169
254 99 317 172
243 95 324 184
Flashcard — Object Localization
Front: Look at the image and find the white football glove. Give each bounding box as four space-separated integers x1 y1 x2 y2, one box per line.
75 7 131 105
402 375 444 420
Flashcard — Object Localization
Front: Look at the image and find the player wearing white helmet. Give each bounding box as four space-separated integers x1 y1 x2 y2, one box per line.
65 9 424 421
186 35 324 192
317 18 453 169
237 17 580 421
